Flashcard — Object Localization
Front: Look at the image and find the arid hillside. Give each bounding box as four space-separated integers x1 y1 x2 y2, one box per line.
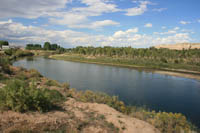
154 43 200 50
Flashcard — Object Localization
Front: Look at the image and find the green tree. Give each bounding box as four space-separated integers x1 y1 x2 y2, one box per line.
51 44 58 50
0 40 9 48
44 42 51 50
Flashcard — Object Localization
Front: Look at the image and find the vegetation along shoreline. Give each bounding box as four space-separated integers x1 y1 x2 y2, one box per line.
0 41 199 132
49 53 200 81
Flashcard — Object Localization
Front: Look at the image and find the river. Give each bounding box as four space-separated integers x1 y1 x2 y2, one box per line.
13 57 200 127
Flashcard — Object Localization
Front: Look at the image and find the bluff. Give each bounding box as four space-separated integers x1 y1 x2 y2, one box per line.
154 43 200 50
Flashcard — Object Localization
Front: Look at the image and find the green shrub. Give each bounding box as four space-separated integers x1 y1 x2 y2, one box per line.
28 69 42 78
0 79 64 112
174 59 179 64
4 49 15 56
15 50 34 57
68 89 197 133
0 73 3 80
43 89 65 103
4 49 33 58
45 79 61 87
69 90 128 113
160 57 168 63
62 82 70 90
15 73 28 80
0 57 11 74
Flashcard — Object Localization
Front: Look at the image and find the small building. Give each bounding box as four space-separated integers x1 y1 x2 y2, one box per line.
2 45 10 50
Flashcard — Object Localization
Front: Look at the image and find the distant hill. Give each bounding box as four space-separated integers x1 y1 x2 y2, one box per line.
154 43 200 50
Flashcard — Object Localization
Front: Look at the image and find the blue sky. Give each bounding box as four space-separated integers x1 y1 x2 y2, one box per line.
0 0 199 48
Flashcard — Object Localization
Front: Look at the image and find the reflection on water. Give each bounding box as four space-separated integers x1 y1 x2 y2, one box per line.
13 57 200 126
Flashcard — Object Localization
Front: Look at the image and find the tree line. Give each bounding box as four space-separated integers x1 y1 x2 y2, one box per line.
26 42 65 52
66 46 200 66
68 46 200 58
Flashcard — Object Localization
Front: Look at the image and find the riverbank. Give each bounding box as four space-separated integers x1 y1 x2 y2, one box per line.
1 55 198 132
50 54 200 81
0 65 159 132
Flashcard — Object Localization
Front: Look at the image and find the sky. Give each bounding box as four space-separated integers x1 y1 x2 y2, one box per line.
0 0 200 48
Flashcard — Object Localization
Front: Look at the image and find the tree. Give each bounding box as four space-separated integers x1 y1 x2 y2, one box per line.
26 44 34 50
51 44 58 50
0 40 9 48
34 44 42 50
44 42 51 50
26 44 42 50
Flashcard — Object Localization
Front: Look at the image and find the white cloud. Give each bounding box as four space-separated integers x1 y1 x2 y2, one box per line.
113 28 138 38
0 20 193 48
162 26 166 29
32 21 38 24
50 16 120 29
181 29 195 34
152 8 167 12
0 20 95 47
125 1 151 16
167 30 176 34
49 13 89 26
180 21 191 25
0 0 157 29
0 19 13 25
126 28 139 33
154 27 180 35
154 29 177 35
174 27 180 30
49 0 120 28
110 28 191 47
72 0 120 16
153 33 191 45
90 20 120 28
0 0 71 19
144 23 152 28
69 20 120 29
0 0 120 30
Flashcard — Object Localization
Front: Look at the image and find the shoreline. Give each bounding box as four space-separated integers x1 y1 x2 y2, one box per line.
49 54 200 81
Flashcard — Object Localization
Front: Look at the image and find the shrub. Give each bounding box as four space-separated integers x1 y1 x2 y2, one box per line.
69 90 128 113
45 79 61 87
174 59 179 64
28 69 42 78
68 89 197 133
43 89 65 103
0 57 11 74
4 49 15 56
15 73 28 80
0 73 3 80
4 49 33 58
15 50 34 57
0 79 64 112
160 57 168 63
62 82 70 90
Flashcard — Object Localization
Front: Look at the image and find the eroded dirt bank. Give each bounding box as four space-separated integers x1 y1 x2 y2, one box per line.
0 98 160 133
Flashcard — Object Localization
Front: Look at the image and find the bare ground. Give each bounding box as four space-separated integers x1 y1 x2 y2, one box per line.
0 98 160 133
155 70 200 81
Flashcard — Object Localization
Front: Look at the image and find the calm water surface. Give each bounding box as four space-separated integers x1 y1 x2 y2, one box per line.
13 57 200 126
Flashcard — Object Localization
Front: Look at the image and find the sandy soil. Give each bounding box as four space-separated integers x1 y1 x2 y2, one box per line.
155 70 200 81
65 98 160 133
0 98 160 133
